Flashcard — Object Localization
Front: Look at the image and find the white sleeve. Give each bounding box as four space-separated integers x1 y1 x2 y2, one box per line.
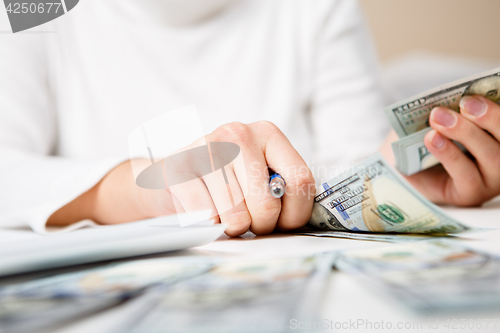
309 0 389 179
0 17 122 234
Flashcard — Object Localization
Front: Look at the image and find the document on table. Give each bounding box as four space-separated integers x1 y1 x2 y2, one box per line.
0 211 225 276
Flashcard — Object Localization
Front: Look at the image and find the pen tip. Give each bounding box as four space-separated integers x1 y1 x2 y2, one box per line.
271 185 284 198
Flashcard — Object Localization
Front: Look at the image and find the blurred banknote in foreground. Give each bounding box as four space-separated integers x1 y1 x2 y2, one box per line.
335 240 500 312
385 67 500 175
124 254 334 333
308 154 473 235
0 255 334 333
0 258 212 333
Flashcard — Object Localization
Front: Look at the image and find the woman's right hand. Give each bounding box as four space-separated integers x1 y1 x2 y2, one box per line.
48 121 316 237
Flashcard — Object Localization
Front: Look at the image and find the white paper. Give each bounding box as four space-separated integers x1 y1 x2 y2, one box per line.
0 211 224 276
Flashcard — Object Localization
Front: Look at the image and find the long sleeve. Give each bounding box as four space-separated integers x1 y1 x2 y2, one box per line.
0 17 121 234
309 0 389 181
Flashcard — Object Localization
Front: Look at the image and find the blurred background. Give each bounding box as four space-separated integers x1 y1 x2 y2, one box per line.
359 0 500 103
360 0 500 63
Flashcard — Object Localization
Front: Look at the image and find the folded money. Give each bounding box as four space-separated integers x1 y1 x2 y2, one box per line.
335 240 500 312
392 129 468 176
391 128 438 176
309 153 473 234
385 67 500 175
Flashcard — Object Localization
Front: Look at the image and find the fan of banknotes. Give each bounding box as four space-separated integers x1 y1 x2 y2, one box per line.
336 240 500 312
306 153 475 241
385 67 500 176
0 254 334 333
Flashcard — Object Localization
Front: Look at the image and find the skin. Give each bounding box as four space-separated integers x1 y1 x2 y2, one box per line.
48 95 500 233
382 95 500 207
47 121 316 237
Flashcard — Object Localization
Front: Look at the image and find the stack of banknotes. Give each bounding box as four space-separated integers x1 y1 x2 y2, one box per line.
2 241 498 331
385 67 500 176
306 153 475 242
336 240 500 312
0 254 335 333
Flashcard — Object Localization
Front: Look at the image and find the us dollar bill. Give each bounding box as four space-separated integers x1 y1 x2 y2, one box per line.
309 154 472 234
335 240 500 312
385 67 500 175
392 128 468 176
0 257 212 333
384 67 500 138
123 254 335 333
392 128 438 176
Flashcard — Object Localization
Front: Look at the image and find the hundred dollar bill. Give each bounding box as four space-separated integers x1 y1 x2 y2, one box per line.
392 128 437 176
0 257 212 333
387 67 500 176
309 153 472 234
384 67 500 138
335 240 500 312
392 128 443 176
123 254 335 333
392 128 468 175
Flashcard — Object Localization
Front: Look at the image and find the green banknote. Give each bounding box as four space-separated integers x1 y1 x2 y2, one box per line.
392 129 468 176
0 258 212 333
335 240 500 312
124 254 335 333
386 67 500 175
309 154 472 234
384 67 500 138
391 128 437 176
1 255 335 333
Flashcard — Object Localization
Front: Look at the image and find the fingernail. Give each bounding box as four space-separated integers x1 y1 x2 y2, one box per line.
460 96 487 117
429 130 445 149
432 108 457 128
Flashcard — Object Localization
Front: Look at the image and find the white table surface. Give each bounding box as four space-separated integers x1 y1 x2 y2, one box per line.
1 197 499 333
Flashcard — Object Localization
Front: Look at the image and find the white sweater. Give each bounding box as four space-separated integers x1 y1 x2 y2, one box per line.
0 0 388 233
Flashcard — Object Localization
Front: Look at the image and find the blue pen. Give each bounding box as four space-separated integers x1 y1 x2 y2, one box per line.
268 168 285 198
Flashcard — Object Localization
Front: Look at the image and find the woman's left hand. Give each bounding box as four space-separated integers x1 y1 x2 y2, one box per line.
406 95 500 206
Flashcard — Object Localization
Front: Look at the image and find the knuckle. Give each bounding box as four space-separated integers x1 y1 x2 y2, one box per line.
192 136 206 147
493 108 500 127
255 120 280 135
213 122 250 144
441 144 462 165
285 166 315 189
490 149 500 169
459 120 476 139
256 120 278 130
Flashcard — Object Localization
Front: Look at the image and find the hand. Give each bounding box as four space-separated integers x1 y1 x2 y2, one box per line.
406 95 500 206
48 121 316 236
